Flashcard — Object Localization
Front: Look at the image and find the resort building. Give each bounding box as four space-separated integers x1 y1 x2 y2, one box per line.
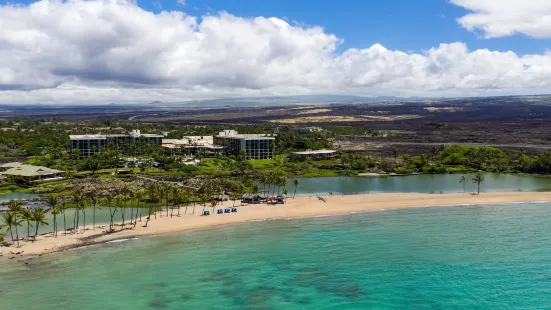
291 149 338 160
162 136 224 156
214 130 276 160
0 162 65 183
70 130 163 158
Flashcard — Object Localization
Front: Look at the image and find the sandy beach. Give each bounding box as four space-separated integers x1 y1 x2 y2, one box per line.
3 191 551 259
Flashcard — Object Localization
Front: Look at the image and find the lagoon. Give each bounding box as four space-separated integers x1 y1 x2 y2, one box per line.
293 173 551 195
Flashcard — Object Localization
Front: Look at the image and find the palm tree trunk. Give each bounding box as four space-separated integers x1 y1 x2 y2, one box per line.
34 221 39 240
93 205 96 230
63 212 67 236
73 209 77 233
121 208 125 230
83 211 86 233
14 214 20 247
293 187 297 199
8 225 14 244
144 205 153 227
54 214 57 237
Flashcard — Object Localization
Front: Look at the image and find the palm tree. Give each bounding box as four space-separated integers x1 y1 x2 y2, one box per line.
0 212 22 246
79 199 89 233
88 192 100 230
459 175 468 192
32 208 49 241
45 196 59 236
134 189 145 227
103 195 115 231
210 199 218 213
115 195 125 230
282 189 288 201
21 208 34 240
61 198 68 236
51 206 61 237
293 179 300 199
8 200 23 246
182 190 191 215
71 190 85 233
472 172 485 195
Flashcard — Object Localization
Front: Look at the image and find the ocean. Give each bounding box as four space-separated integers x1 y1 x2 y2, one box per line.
2 202 551 309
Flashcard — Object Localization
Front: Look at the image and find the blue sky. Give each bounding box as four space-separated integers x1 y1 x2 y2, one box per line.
3 0 549 55
143 0 546 54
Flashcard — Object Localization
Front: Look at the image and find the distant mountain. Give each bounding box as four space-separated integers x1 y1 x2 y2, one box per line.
148 101 162 105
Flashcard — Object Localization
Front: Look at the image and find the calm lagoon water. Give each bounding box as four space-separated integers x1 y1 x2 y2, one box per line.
0 191 37 203
293 173 551 195
2 203 551 309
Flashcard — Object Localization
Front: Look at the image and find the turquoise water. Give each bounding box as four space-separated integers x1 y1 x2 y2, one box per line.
2 203 551 309
0 191 38 203
293 173 551 195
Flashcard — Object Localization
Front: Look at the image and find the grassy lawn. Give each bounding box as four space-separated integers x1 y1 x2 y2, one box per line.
249 159 274 169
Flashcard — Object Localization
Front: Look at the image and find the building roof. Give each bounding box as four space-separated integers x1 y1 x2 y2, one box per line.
0 162 24 168
1 164 63 177
292 149 337 155
70 133 163 140
216 129 276 140
69 134 107 140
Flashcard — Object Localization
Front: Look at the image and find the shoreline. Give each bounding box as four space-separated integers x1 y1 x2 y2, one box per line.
3 191 551 260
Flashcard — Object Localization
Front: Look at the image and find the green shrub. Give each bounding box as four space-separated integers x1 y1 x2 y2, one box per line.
394 167 413 174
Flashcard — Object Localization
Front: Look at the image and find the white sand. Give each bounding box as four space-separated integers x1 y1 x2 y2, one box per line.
3 191 551 259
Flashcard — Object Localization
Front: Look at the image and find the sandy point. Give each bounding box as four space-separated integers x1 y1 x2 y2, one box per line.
2 191 551 259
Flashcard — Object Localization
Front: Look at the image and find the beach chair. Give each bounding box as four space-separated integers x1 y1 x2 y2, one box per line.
203 210 210 216
217 209 223 214
231 207 238 213
224 208 231 213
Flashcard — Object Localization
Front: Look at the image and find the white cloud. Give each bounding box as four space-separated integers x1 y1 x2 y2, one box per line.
451 0 551 38
0 0 551 104
176 0 185 6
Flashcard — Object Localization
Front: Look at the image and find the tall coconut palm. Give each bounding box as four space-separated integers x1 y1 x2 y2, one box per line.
21 208 34 240
292 179 300 199
115 195 125 230
79 199 89 233
459 175 468 192
472 172 485 195
144 190 158 228
51 206 61 237
162 182 172 217
32 208 48 241
45 196 59 236
71 190 85 233
134 189 145 227
8 200 23 246
182 190 191 215
0 212 22 246
103 195 115 231
88 192 100 230
145 182 158 221
171 187 181 217
61 198 68 236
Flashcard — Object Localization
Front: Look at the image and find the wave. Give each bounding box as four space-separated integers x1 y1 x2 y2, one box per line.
106 238 139 244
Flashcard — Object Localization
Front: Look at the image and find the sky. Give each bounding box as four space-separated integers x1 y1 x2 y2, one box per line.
1 0 551 104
